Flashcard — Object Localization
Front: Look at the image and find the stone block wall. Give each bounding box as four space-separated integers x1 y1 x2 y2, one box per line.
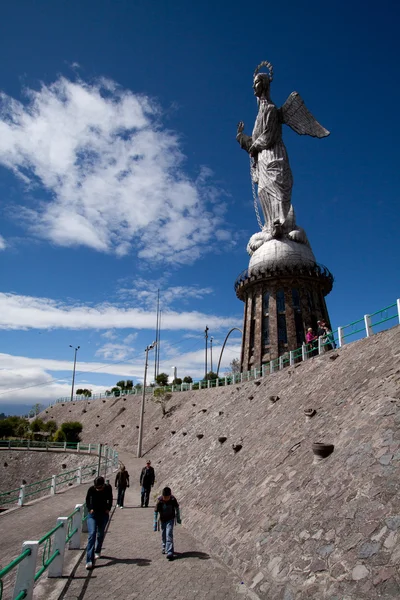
39 326 400 598
147 326 400 599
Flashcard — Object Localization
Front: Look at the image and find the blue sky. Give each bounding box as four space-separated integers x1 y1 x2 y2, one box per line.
0 0 399 408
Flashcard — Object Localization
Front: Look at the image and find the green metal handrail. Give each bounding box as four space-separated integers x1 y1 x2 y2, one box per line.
24 476 53 488
0 548 31 600
372 314 397 327
38 522 64 545
0 486 20 498
65 527 78 544
34 550 59 582
0 549 31 580
0 502 91 600
24 484 52 499
370 302 396 316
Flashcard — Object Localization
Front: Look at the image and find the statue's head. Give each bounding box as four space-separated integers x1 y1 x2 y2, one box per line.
253 60 274 100
253 74 271 98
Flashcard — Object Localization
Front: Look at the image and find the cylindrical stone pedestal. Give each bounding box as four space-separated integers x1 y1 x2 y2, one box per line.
235 240 333 371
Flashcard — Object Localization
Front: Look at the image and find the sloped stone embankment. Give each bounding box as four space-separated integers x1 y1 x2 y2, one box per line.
41 326 400 599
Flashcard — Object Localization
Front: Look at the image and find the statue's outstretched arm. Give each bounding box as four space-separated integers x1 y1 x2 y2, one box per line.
236 121 253 153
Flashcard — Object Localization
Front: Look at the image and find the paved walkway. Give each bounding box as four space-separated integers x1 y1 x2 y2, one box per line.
1 452 257 600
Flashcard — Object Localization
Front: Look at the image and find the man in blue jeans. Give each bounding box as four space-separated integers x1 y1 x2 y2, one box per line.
154 487 181 561
85 476 113 569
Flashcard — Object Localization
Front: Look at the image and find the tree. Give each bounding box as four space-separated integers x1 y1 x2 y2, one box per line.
110 387 121 397
76 388 92 397
125 380 133 390
155 373 169 386
134 383 142 390
152 389 172 417
53 429 66 442
172 378 182 385
204 371 217 381
183 376 193 384
116 380 126 389
230 358 241 374
0 419 14 438
30 418 45 433
15 420 29 438
29 403 44 418
60 421 83 442
45 420 58 435
0 416 29 439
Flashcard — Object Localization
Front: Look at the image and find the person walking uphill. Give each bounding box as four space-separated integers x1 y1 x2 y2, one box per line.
85 476 113 569
140 460 155 507
154 487 181 560
115 464 130 508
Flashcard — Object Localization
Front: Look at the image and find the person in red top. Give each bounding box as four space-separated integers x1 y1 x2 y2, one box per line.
306 327 318 356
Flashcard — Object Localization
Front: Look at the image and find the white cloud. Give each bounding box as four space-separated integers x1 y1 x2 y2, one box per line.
118 278 214 309
101 330 117 340
95 343 133 362
0 353 143 378
0 339 242 404
0 292 240 331
0 76 230 263
124 332 138 344
0 235 6 250
0 365 107 406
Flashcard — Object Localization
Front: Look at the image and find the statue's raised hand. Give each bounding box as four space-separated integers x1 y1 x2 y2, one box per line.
237 121 245 135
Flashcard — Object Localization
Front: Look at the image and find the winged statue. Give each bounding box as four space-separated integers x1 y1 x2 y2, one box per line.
236 61 329 255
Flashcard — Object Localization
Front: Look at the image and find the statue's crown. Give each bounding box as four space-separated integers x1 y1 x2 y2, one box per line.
254 61 274 82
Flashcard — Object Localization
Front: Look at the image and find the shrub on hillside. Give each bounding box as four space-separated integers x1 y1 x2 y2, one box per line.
53 429 66 443
30 418 46 433
0 416 29 439
152 389 172 417
60 421 83 442
45 420 58 436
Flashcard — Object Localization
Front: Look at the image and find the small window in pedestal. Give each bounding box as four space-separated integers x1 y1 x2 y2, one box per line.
249 293 257 356
292 288 305 346
262 291 270 349
277 288 288 350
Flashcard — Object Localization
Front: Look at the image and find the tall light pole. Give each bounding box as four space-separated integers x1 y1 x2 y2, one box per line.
69 345 80 402
210 336 214 373
137 341 157 458
204 326 209 380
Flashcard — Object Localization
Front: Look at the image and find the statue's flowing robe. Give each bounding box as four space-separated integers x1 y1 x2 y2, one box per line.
237 98 294 232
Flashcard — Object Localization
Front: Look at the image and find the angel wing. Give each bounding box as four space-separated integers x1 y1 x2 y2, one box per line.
279 92 330 138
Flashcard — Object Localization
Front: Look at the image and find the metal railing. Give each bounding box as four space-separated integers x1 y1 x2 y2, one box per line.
0 440 100 452
0 445 118 509
50 298 400 402
0 501 92 600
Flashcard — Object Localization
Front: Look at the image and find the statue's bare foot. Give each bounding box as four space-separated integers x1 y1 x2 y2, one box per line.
288 228 308 245
247 231 273 255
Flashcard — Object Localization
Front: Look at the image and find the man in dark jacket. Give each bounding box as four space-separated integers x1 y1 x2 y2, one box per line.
139 460 155 507
115 464 130 508
154 486 181 560
85 476 113 569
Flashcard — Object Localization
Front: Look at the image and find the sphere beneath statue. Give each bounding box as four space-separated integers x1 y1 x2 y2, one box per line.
248 238 316 276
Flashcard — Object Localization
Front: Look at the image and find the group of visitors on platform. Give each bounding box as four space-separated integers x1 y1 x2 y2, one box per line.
305 320 336 356
84 459 181 570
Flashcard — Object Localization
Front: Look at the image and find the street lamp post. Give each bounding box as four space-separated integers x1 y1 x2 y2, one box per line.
204 326 209 380
210 336 214 373
137 341 157 458
69 345 80 402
